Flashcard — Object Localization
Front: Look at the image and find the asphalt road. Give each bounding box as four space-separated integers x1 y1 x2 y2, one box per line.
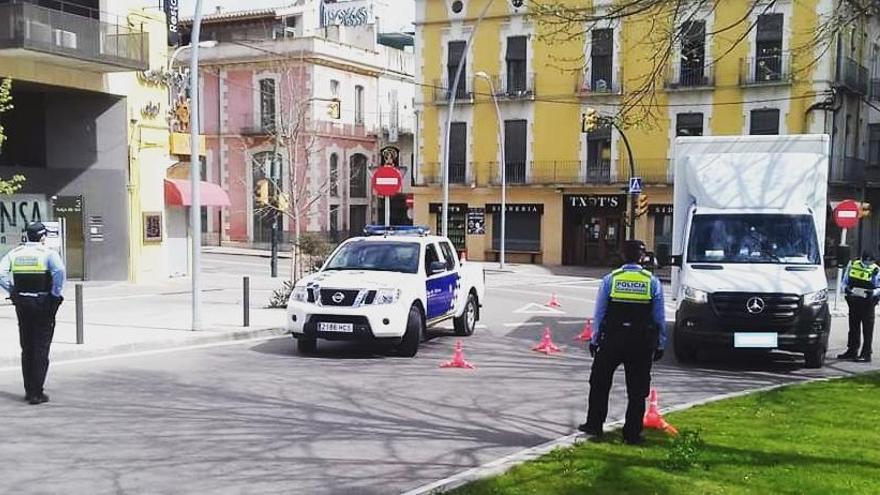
0 258 874 494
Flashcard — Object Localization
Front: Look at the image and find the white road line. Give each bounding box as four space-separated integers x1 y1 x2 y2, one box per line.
502 322 544 328
491 286 596 304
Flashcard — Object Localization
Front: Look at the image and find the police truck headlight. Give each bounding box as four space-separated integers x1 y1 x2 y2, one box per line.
804 289 827 306
683 286 709 304
290 286 308 303
374 288 400 305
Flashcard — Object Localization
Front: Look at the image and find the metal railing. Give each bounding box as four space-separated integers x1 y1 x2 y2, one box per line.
740 53 792 86
839 57 869 95
830 156 867 183
432 78 473 104
665 59 715 89
415 162 473 186
417 160 673 187
486 72 536 99
0 1 149 71
575 73 622 96
239 113 276 135
870 79 880 101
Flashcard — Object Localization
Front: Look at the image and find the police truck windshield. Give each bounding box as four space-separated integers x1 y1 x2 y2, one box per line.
687 214 821 265
324 241 421 274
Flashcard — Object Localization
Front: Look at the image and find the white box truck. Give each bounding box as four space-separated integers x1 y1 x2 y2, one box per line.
670 135 830 368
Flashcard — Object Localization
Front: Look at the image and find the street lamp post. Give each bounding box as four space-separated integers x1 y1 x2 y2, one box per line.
608 121 637 241
168 40 218 71
189 0 205 331
474 72 506 269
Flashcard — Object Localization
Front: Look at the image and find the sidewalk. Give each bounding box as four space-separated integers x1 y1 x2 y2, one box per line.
0 270 290 368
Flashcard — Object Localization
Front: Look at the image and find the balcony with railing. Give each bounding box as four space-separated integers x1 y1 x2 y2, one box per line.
239 113 276 136
830 156 867 184
740 53 792 86
575 73 622 97
0 1 149 72
870 79 880 101
415 162 474 186
432 77 474 104
665 59 715 90
485 72 536 100
839 57 869 95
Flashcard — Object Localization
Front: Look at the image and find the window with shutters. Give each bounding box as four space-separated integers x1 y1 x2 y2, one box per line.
679 21 706 86
259 78 276 133
676 113 704 137
755 14 784 81
506 36 528 94
750 109 780 135
869 124 880 167
586 126 611 182
590 29 613 92
448 122 467 184
505 120 528 184
447 41 467 99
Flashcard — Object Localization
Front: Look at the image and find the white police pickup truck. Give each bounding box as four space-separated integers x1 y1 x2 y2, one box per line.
287 226 486 357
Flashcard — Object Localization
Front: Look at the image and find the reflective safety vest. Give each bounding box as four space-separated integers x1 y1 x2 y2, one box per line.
9 245 52 294
848 260 879 291
609 268 654 304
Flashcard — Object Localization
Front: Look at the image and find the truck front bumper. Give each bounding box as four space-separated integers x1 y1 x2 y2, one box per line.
287 301 409 342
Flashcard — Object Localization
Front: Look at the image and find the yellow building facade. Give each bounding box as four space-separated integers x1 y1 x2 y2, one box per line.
0 2 178 282
414 0 873 266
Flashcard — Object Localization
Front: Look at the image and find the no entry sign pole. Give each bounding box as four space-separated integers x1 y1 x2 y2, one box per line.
385 196 390 227
372 166 403 228
833 199 860 311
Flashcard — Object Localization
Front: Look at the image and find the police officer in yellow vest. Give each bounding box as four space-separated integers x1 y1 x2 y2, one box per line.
838 251 880 362
0 222 66 405
579 240 667 444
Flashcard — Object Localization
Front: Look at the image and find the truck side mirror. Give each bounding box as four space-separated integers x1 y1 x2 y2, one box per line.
669 255 683 267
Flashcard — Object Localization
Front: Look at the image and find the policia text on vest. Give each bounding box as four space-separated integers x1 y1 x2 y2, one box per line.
839 254 879 362
579 241 667 445
0 222 66 405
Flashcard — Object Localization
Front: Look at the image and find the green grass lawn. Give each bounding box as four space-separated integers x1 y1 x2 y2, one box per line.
451 373 880 495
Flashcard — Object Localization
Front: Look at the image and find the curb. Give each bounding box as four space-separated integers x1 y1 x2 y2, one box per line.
0 327 289 369
400 377 825 495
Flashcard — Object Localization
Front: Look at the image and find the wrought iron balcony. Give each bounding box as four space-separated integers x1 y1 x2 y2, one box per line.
575 73 622 97
481 73 536 100
665 59 715 90
839 57 869 95
432 78 474 104
740 53 792 86
0 1 149 72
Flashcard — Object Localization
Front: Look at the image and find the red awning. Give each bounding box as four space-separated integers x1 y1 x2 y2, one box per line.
164 179 231 207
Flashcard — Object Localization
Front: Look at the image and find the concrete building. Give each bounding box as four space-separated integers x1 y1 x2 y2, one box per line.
414 0 880 265
0 0 181 282
179 0 415 248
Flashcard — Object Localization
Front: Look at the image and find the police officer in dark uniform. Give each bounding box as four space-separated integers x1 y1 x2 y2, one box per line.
578 240 667 444
0 222 66 404
838 251 879 363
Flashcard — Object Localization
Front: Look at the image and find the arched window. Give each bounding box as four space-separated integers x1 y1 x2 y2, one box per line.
329 153 339 197
349 153 368 198
251 151 283 245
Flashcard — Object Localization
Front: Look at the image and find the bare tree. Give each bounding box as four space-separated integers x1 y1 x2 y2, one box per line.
529 0 879 125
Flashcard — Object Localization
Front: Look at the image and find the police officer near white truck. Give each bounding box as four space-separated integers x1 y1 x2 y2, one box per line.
0 222 66 405
838 251 879 363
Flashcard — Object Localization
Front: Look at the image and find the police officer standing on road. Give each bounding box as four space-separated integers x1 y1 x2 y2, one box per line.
0 222 66 404
578 240 666 445
838 251 879 363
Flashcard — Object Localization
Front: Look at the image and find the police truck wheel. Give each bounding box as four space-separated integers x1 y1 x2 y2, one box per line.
296 336 317 355
397 305 423 358
804 346 826 368
454 293 477 336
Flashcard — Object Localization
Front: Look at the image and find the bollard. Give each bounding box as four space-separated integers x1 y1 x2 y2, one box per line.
75 283 84 345
243 276 250 327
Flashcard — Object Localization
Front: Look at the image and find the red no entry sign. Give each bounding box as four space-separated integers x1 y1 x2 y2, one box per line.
372 166 403 197
834 199 860 230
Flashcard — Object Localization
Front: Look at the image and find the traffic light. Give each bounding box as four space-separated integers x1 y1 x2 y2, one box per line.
276 191 290 212
636 193 649 217
328 99 341 120
860 201 872 218
511 0 524 7
255 178 270 206
582 107 599 133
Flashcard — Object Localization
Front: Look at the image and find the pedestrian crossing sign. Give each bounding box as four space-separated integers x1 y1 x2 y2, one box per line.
629 177 643 194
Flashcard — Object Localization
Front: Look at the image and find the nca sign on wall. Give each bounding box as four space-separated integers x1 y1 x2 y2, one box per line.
322 0 375 27
0 195 48 258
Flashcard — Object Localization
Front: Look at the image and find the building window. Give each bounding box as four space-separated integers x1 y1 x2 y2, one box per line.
590 29 613 92
329 207 339 242
447 40 467 98
330 79 339 97
492 211 541 251
329 153 339 197
505 120 528 183
750 109 780 135
676 113 704 137
680 21 706 86
868 124 880 167
349 205 367 236
251 151 283 245
354 85 364 124
755 14 783 81
449 122 467 184
349 153 368 198
586 126 611 182
259 78 276 133
506 36 528 93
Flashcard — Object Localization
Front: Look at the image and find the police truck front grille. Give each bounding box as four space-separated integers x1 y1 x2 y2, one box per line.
319 289 360 306
710 293 800 322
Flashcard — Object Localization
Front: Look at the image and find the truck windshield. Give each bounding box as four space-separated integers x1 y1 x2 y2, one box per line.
687 214 820 265
324 241 421 274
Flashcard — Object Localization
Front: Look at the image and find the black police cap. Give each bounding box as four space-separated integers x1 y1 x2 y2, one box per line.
25 221 48 240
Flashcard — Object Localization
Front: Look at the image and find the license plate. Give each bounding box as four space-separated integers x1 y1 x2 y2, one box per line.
318 322 354 333
734 332 778 348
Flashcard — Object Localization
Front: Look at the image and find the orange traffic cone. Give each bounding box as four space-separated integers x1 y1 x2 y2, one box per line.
532 327 562 355
574 319 594 342
460 251 467 263
545 293 562 308
440 340 475 369
643 388 678 435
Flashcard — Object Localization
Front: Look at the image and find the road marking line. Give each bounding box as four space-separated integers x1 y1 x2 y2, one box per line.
513 302 565 315
502 322 544 328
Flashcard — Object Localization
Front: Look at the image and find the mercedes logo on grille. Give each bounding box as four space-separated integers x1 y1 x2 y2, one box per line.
746 297 766 314
332 292 345 304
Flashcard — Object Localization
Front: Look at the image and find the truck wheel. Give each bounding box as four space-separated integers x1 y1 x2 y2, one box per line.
397 305 423 357
673 333 697 364
804 346 826 368
296 336 317 355
454 293 478 336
